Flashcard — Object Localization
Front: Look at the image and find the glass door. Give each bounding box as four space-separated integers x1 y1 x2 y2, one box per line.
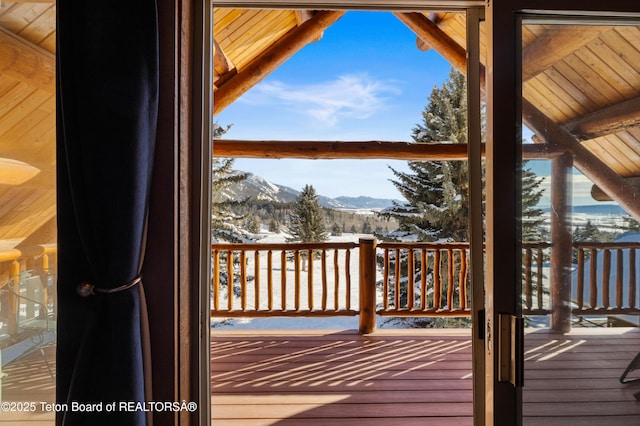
519 16 640 425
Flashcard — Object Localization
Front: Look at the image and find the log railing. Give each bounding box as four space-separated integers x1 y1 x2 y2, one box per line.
211 239 640 331
376 242 471 317
522 242 552 315
0 244 57 338
211 241 359 317
573 241 640 315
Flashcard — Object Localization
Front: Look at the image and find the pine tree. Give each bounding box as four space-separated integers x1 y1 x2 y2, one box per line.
287 185 328 271
378 68 469 243
286 185 328 243
211 122 256 297
622 215 640 232
374 69 469 318
521 161 546 242
211 122 256 243
268 219 281 233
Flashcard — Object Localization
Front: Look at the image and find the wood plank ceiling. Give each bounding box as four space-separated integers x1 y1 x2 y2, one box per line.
213 8 640 219
0 1 56 249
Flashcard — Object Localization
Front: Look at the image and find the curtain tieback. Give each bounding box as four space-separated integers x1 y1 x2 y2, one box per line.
76 275 142 297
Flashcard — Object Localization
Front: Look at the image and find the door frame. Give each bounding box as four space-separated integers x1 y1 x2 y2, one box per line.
485 1 640 425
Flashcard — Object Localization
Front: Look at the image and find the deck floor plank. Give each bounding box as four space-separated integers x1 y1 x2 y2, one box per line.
212 328 640 426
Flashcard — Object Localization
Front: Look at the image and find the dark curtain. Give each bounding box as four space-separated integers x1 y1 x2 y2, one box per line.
56 1 158 425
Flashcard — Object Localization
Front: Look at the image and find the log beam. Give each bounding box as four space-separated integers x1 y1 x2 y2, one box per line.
524 98 640 221
522 26 611 82
213 139 564 160
416 37 431 51
563 96 640 141
0 28 54 93
295 11 323 43
214 10 345 113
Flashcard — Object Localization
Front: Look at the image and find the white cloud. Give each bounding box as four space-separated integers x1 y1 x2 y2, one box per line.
240 73 400 126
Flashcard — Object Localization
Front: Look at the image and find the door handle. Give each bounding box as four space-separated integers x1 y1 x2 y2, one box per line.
498 313 524 387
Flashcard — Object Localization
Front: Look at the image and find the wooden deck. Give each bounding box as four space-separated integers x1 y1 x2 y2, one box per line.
1 327 639 424
0 342 55 425
211 327 640 426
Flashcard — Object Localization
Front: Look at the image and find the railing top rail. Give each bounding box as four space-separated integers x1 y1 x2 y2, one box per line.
377 241 470 250
523 241 552 248
573 241 640 249
212 241 359 251
0 249 23 263
0 245 57 262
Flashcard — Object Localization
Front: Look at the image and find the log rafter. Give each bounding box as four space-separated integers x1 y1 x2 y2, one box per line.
522 26 611 82
214 10 345 113
295 11 323 43
295 10 315 25
214 38 235 86
524 98 640 220
394 11 640 220
0 28 54 93
562 96 640 141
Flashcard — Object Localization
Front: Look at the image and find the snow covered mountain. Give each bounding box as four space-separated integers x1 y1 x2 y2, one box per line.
223 172 400 209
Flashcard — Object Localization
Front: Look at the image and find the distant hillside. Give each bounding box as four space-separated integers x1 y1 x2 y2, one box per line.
224 172 399 210
334 196 402 209
542 204 628 216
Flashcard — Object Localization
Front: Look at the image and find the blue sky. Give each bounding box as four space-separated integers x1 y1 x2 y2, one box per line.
215 11 450 199
214 11 601 206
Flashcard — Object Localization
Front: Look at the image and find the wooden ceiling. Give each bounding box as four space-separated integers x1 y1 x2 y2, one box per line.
0 2 56 249
1 4 640 249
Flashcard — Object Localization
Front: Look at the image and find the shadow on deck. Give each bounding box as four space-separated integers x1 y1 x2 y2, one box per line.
211 328 640 426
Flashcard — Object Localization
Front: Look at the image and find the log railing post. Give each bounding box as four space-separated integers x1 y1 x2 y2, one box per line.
550 152 573 333
8 260 20 336
359 238 377 334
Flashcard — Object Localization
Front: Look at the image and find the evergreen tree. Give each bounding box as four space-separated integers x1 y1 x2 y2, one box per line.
331 223 342 236
211 122 256 243
268 219 281 233
211 123 257 298
378 68 469 243
286 185 328 243
374 69 469 318
361 221 373 234
622 215 640 232
574 219 601 242
521 162 546 242
246 216 260 234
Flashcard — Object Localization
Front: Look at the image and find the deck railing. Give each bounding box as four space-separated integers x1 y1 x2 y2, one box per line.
522 242 552 315
211 239 640 331
376 242 471 317
0 244 57 338
573 241 640 315
211 242 359 317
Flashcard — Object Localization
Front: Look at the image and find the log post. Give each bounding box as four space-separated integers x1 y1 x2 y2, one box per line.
359 238 377 334
550 152 573 333
8 260 20 336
